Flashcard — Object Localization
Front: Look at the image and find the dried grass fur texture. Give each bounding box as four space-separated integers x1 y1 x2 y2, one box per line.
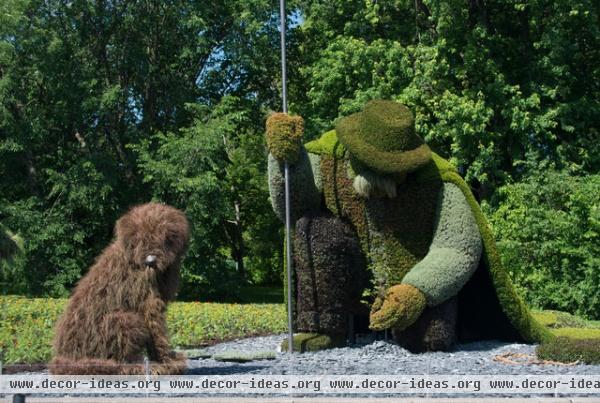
50 203 190 375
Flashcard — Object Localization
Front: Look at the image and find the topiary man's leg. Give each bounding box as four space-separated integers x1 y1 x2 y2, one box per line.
391 297 457 353
288 214 367 351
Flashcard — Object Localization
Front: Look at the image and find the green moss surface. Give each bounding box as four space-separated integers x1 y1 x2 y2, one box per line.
369 284 426 331
305 130 346 158
537 337 600 364
266 113 304 163
532 310 592 329
320 156 370 252
308 129 552 344
433 154 553 344
551 327 600 339
402 183 482 306
363 171 442 292
268 149 321 223
393 297 457 353
335 100 432 175
293 214 367 334
280 333 346 353
212 351 276 362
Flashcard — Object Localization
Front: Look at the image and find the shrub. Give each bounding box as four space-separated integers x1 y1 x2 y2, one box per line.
537 337 600 365
0 295 287 364
485 171 600 320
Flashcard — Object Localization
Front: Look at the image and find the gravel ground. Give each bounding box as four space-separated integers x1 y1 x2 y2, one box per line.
186 334 600 376
6 335 600 399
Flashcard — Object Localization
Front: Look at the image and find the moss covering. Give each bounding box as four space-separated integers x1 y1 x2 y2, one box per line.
265 113 305 163
532 310 592 329
280 333 346 353
212 351 276 362
305 129 346 158
293 214 367 335
369 284 426 331
175 349 212 359
402 183 482 306
537 337 600 364
335 100 431 175
320 155 370 252
433 156 553 344
392 297 457 353
363 173 442 291
310 128 552 345
551 327 600 339
267 149 321 223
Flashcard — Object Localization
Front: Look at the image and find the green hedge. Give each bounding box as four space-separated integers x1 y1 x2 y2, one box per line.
537 337 600 365
485 171 600 320
0 295 286 365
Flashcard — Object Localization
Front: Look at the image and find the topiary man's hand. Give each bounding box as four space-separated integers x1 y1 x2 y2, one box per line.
266 113 304 164
369 284 426 331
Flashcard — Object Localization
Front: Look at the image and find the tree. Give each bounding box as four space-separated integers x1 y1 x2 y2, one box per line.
291 0 600 198
0 0 287 296
133 97 282 299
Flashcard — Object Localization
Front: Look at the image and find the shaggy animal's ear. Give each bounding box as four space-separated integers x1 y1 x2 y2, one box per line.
114 212 139 250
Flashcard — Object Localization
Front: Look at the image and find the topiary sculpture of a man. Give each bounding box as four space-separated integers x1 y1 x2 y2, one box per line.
266 100 551 353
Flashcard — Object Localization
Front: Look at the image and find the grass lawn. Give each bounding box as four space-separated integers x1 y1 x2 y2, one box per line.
0 295 286 365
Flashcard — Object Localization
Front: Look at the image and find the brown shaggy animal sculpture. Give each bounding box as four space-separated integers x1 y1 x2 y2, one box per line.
50 203 190 375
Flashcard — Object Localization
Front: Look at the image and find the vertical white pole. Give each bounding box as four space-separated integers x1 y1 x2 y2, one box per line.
279 0 293 353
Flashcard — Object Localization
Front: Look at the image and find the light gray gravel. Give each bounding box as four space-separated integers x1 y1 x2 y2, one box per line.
7 335 600 399
186 334 600 376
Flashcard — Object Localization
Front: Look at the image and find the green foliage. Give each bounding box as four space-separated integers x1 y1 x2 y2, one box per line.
551 328 600 340
267 149 322 223
293 0 600 196
437 157 553 344
0 0 597 317
0 0 287 296
212 350 276 362
537 337 600 365
369 284 426 331
280 333 345 352
402 183 482 306
293 214 367 334
167 300 287 348
0 295 287 364
531 310 598 329
304 130 346 158
265 113 305 163
315 135 550 343
336 100 432 175
485 171 600 320
132 98 282 299
0 296 65 364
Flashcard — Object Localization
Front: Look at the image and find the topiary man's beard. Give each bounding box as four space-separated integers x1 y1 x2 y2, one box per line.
353 170 398 199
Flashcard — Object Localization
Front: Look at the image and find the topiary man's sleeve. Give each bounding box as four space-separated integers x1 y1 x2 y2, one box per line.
402 182 482 307
267 148 322 222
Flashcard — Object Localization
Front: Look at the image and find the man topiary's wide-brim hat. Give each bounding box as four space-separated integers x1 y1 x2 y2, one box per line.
336 100 431 175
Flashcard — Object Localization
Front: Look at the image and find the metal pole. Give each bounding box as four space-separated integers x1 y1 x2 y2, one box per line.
280 0 288 115
280 0 293 353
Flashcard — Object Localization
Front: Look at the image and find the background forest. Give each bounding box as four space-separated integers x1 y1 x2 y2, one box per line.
0 0 598 319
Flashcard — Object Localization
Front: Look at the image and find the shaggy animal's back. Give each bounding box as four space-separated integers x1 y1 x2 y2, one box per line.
54 244 153 358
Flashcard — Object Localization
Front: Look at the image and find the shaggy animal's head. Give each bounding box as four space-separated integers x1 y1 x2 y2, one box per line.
115 203 190 272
